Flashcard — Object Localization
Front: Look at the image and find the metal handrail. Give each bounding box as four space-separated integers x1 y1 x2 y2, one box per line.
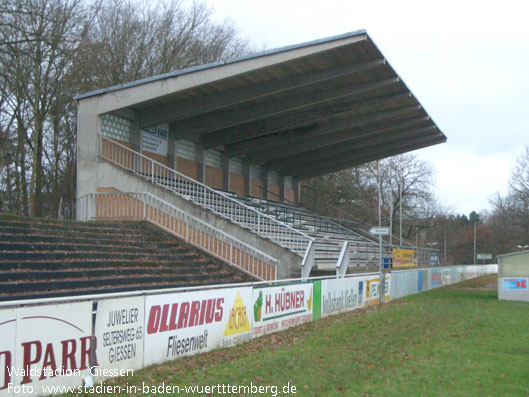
77 192 279 281
99 136 313 256
237 195 438 267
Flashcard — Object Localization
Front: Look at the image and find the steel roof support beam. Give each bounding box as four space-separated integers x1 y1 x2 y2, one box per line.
297 137 446 179
248 116 431 164
139 58 386 128
298 138 446 179
225 104 423 157
268 126 438 170
171 77 399 137
286 135 446 178
202 92 415 149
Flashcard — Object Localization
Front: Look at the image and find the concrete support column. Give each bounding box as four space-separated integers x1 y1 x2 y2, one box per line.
131 112 141 153
197 145 205 184
279 175 285 202
243 161 251 197
167 130 176 170
222 153 230 191
263 170 269 199
295 178 300 205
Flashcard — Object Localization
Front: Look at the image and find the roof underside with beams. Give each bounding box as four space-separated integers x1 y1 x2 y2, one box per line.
78 30 446 180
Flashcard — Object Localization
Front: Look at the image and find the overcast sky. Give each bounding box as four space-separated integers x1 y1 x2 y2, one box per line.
205 0 529 216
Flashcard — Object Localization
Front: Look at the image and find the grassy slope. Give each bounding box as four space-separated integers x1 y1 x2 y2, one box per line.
97 274 529 396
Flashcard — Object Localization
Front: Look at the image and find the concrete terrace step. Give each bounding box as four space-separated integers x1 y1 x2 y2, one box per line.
1 272 238 294
0 218 149 232
0 263 222 281
0 228 179 246
0 250 203 262
0 214 254 300
0 276 247 302
0 260 223 272
0 241 191 255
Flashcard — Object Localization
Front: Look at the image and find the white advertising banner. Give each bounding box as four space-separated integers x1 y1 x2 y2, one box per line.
0 309 16 397
141 124 168 156
252 283 313 338
143 287 253 366
9 302 93 396
321 277 364 318
94 296 145 380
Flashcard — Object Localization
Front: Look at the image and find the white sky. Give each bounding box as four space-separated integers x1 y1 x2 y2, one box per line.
204 0 529 215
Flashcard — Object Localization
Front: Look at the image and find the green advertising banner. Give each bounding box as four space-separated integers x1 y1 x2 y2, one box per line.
312 280 321 321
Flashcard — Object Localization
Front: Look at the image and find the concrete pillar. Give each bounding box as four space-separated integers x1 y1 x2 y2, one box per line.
131 112 141 152
263 170 269 199
197 145 205 184
222 153 230 191
243 161 251 197
279 175 285 202
167 129 176 170
295 178 300 205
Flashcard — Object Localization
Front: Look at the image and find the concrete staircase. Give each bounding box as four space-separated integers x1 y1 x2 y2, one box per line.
0 214 253 301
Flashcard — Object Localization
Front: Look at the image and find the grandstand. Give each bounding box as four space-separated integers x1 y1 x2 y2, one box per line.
75 30 446 281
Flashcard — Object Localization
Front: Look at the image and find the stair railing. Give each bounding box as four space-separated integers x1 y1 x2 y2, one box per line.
77 192 279 281
99 136 313 256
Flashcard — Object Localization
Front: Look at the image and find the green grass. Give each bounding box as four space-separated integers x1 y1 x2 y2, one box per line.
93 274 529 396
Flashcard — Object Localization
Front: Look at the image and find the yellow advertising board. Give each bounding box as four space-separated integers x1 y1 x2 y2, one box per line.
392 248 418 268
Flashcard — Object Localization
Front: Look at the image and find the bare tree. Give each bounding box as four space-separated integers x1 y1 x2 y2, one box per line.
0 0 251 219
302 153 440 246
489 146 529 251
510 145 529 203
0 0 95 217
75 0 251 90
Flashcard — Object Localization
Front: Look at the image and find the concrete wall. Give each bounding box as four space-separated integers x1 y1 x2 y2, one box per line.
229 172 245 197
176 157 199 180
143 150 168 166
284 188 296 204
205 165 224 190
269 183 281 201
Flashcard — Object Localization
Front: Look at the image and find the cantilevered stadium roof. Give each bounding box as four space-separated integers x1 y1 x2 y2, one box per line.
77 30 446 180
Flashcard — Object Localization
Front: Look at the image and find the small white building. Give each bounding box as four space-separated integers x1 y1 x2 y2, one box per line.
497 250 529 302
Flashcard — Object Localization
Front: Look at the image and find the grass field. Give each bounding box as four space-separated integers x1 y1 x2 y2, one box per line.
92 274 529 396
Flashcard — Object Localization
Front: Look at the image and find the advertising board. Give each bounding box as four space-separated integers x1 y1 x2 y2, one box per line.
392 249 418 268
365 274 390 305
143 287 253 366
320 277 363 318
441 269 451 286
503 278 528 290
252 283 313 338
4 302 93 396
94 296 145 380
0 309 16 397
430 251 440 266
141 124 168 156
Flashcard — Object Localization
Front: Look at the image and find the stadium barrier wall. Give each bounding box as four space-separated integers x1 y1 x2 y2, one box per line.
0 264 497 396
